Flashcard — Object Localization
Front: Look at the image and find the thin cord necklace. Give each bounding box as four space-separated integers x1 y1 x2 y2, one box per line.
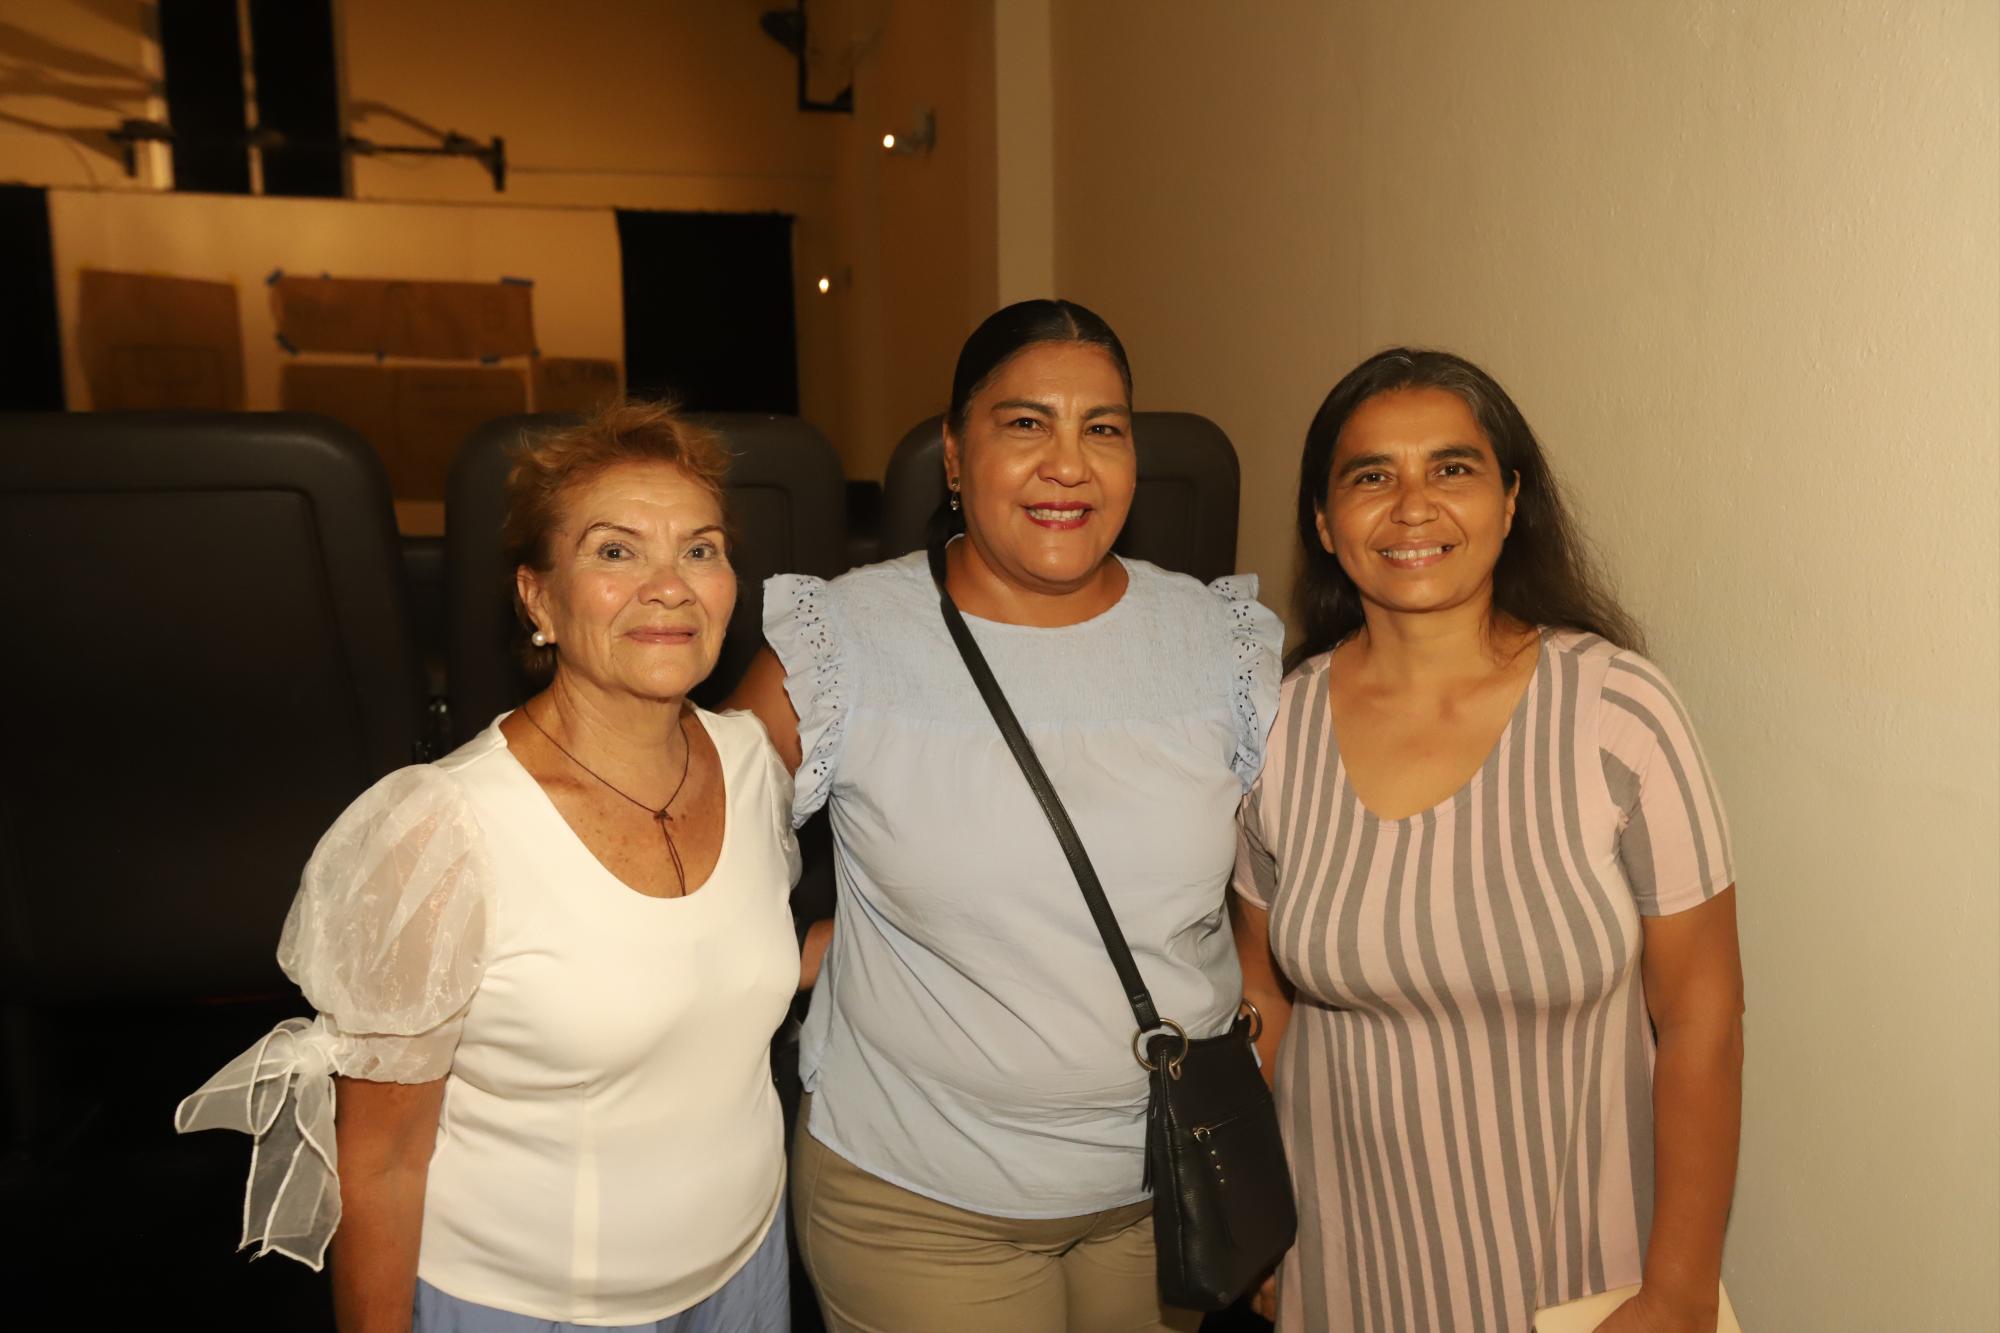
522 702 693 893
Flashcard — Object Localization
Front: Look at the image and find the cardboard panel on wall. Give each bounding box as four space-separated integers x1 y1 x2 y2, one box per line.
77 269 244 410
280 362 526 505
278 362 397 469
271 275 535 360
533 356 621 413
394 367 528 498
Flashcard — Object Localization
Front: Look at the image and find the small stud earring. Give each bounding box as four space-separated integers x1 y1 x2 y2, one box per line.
947 479 961 513
531 629 548 647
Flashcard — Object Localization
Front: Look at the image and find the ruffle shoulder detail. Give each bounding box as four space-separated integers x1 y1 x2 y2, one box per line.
1207 574 1284 789
762 574 851 825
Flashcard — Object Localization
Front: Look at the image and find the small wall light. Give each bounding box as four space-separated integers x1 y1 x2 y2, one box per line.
881 108 936 156
816 275 832 294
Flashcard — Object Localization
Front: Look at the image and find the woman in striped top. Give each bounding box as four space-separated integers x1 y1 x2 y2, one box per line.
1234 350 1743 1333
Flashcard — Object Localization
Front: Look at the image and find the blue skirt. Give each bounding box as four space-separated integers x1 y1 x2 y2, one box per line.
412 1208 789 1333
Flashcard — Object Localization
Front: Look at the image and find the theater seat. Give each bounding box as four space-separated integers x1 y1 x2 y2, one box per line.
0 411 422 1327
0 412 423 1014
443 412 849 747
876 411 1242 581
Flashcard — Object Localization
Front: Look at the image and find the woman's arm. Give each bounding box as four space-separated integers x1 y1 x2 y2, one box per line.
1229 892 1295 1090
329 1076 448 1333
727 648 803 775
799 917 834 990
1600 886 1744 1333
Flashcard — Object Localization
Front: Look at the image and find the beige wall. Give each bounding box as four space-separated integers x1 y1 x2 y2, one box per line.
991 0 1054 305
826 0 995 479
3 0 994 478
1053 2 1999 1328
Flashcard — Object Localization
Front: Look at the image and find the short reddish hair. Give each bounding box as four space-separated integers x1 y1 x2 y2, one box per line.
501 399 732 678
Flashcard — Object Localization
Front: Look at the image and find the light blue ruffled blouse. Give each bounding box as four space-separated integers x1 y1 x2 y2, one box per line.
764 550 1283 1219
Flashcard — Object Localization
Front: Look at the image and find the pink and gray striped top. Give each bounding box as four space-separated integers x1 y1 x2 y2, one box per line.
1235 629 1734 1333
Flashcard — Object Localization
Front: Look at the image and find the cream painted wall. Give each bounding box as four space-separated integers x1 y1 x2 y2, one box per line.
827 0 993 479
1053 3 1998 1328
991 0 1054 305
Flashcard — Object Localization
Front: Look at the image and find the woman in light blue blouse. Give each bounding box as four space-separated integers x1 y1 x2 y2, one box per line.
732 300 1282 1332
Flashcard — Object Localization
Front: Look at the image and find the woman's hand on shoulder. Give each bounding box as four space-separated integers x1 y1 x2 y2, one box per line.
726 647 803 774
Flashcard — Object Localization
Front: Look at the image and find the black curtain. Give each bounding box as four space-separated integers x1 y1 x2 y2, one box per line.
615 211 799 414
0 186 63 411
248 0 343 197
158 0 251 194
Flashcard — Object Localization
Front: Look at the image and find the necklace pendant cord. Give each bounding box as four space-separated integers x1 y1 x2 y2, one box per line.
523 701 694 893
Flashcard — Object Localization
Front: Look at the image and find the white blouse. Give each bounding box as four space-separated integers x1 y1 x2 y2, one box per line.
177 709 802 1324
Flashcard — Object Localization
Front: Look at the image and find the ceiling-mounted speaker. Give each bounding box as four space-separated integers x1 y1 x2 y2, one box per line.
758 7 804 57
758 1 855 113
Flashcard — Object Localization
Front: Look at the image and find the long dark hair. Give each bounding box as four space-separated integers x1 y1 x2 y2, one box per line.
1289 347 1643 670
947 299 1133 436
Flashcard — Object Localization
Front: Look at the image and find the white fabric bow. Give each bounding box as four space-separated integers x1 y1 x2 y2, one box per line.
175 1016 342 1271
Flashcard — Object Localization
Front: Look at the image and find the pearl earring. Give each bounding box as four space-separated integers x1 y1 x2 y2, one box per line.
531 629 548 647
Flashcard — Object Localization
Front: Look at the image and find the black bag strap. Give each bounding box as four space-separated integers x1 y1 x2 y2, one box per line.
927 536 1163 1037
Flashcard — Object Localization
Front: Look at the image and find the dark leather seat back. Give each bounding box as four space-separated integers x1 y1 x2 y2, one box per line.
445 412 848 745
0 413 423 1004
877 411 1242 581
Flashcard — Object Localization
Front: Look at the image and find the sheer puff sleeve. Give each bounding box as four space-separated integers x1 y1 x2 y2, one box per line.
173 765 491 1270
1209 574 1284 790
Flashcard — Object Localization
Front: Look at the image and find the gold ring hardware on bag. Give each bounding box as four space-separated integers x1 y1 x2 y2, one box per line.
1238 998 1263 1042
1134 1018 1191 1078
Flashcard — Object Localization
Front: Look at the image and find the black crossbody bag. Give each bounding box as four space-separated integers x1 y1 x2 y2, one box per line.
927 538 1297 1311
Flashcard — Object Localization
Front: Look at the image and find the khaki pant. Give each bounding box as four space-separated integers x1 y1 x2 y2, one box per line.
791 1099 1201 1333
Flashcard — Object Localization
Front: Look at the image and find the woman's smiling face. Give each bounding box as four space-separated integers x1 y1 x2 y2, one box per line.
516 460 736 703
1318 387 1518 620
944 340 1137 599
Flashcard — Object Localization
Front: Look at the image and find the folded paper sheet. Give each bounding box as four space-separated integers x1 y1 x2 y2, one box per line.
1535 1283 1742 1332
